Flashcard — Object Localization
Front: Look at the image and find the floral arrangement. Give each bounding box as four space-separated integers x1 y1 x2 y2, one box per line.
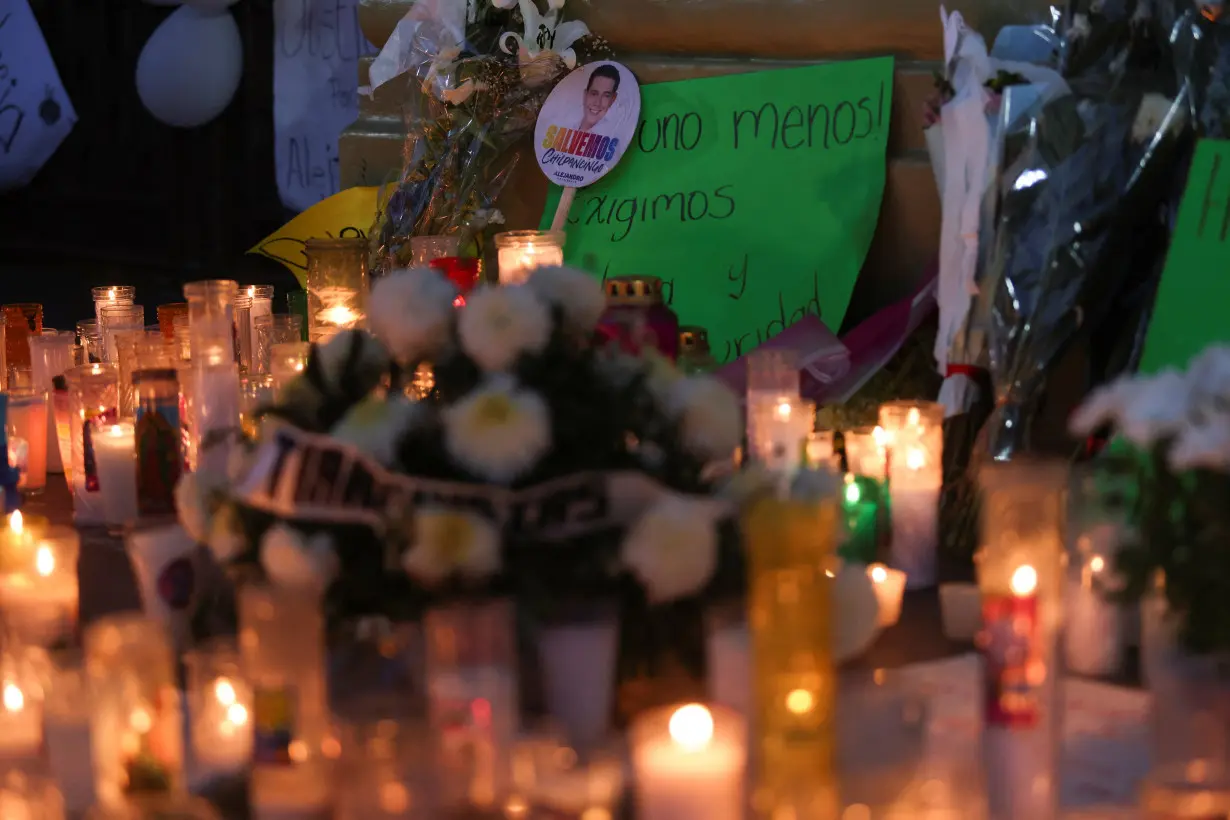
177 266 745 628
1069 345 1230 654
371 0 613 269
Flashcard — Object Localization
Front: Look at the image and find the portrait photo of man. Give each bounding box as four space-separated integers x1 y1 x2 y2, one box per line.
577 64 620 136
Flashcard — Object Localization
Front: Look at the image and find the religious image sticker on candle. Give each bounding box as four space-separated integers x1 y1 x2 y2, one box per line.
535 61 641 189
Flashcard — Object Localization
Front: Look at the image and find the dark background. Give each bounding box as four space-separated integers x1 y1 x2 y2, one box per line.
0 0 300 331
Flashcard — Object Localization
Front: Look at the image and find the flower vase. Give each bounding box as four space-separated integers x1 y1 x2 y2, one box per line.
538 598 619 755
1139 584 1230 816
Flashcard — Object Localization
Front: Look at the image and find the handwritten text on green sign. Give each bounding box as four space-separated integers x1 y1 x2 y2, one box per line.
542 57 895 362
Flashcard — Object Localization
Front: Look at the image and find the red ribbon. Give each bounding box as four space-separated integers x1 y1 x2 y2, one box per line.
945 363 985 379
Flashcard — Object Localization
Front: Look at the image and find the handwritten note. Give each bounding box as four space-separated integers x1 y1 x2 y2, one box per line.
274 0 377 212
540 58 894 362
250 185 381 286
1141 139 1230 372
0 0 77 192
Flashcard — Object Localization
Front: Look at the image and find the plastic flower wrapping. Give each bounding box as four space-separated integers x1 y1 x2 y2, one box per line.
1069 345 1230 654
179 267 754 638
364 0 613 271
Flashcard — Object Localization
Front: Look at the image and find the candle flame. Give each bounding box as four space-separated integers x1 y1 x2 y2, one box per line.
247 286 256 298
319 306 358 326
109 425 124 437
907 407 921 426
668 703 714 751
1090 556 1105 573
34 546 54 577
775 400 792 420
214 678 236 706
226 703 248 726
844 479 861 504
108 287 116 300
872 426 888 447
905 447 927 471
130 707 153 733
785 688 815 715
8 511 21 535
1010 565 1038 597
869 564 888 584
2 683 23 712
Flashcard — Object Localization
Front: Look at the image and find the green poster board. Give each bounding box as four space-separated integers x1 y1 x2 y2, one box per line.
1140 139 1230 372
540 57 894 363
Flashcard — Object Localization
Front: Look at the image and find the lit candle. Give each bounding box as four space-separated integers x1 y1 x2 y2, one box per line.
0 511 48 570
93 422 138 527
866 563 906 627
880 402 943 590
939 582 982 641
977 461 1064 820
43 662 95 815
245 285 274 346
7 389 47 493
1064 548 1124 676
311 287 364 344
495 230 564 284
0 676 42 760
191 676 253 773
631 703 746 820
6 437 27 490
0 528 79 647
843 426 888 482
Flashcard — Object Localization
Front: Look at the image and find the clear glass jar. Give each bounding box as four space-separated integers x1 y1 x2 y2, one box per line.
0 771 65 819
240 375 274 440
3 303 43 371
269 342 311 395
287 291 309 342
93 286 136 332
494 230 564 284
176 361 196 473
233 294 253 374
240 584 333 816
76 320 102 365
254 315 304 376
306 238 369 344
84 615 184 811
184 640 253 776
29 330 76 476
63 364 119 526
410 235 461 267
977 461 1066 820
0 523 79 648
114 330 161 420
336 719 431 819
132 361 182 519
45 654 96 814
424 599 519 811
98 304 144 365
243 285 275 344
183 280 238 363
879 400 944 590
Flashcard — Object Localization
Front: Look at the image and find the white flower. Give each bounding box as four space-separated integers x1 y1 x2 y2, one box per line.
401 507 501 586
593 348 642 389
496 0 591 81
1132 92 1182 144
526 266 605 333
470 208 505 232
260 526 338 588
330 395 422 467
621 496 719 604
369 267 458 363
175 472 210 543
1068 13 1091 41
457 285 551 372
1185 345 1230 420
642 349 683 403
718 464 777 508
207 504 247 562
667 375 742 460
315 330 391 392
445 376 551 483
1069 369 1191 446
1169 419 1230 472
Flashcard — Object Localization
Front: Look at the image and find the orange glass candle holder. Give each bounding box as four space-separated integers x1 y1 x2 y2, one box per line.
3 304 42 372
157 303 188 342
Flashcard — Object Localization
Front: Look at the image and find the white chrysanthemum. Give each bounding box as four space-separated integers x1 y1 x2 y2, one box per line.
1169 419 1230 472
667 375 742 460
260 525 338 588
1070 369 1191 446
401 507 501 586
526 266 606 333
369 267 458 362
621 496 719 604
315 330 391 391
594 349 642 389
207 504 246 562
444 376 551 483
175 471 210 544
330 395 422 467
642 349 683 403
457 285 551 372
718 464 777 509
1186 345 1230 419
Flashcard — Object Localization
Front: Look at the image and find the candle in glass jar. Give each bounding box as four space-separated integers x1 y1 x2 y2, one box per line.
7 389 47 493
866 563 906 627
6 436 27 490
495 230 564 284
93 423 138 527
631 703 746 820
0 527 79 647
0 674 42 760
843 427 888 482
880 402 943 590
244 285 274 344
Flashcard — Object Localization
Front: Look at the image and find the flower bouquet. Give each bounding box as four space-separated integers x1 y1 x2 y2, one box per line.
367 0 613 270
178 268 746 700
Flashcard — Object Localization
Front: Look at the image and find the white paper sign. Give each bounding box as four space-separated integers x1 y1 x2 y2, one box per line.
273 0 376 212
0 0 77 192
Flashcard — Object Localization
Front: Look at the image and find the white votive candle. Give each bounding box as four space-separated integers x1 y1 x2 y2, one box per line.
939 582 982 641
1064 553 1124 676
192 677 253 774
0 679 43 760
0 543 79 648
44 665 95 814
631 703 746 820
867 563 906 627
495 231 564 284
93 422 138 527
889 486 939 590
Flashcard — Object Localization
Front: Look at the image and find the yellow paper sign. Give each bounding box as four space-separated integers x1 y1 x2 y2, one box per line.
249 186 382 286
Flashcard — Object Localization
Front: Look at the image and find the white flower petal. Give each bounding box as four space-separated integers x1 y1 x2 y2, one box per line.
402 507 501 586
668 375 742 460
1168 420 1230 472
526 266 605 333
207 505 246 562
621 496 718 604
444 376 551 483
457 285 551 372
175 472 210 544
315 330 392 391
330 395 422 467
1069 376 1137 437
260 525 337 588
369 267 458 363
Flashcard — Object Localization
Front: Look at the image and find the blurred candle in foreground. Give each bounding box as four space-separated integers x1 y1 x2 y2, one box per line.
495 230 564 284
867 562 906 627
631 703 746 820
880 401 943 590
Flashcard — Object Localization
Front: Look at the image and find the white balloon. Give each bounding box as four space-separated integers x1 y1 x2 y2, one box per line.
135 5 243 128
